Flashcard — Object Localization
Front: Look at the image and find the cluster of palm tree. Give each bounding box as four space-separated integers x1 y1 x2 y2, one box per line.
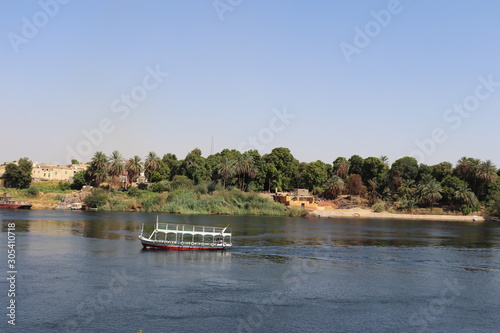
87 151 165 188
217 154 257 191
397 174 478 213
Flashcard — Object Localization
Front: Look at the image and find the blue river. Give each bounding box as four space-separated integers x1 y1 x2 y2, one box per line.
1 210 500 332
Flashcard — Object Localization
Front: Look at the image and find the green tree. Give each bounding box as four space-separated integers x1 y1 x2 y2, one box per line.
108 150 125 188
84 189 108 209
217 157 236 189
88 151 108 186
440 175 465 204
454 183 479 211
144 151 161 180
71 170 90 190
235 153 257 191
181 148 208 184
4 158 32 189
263 148 299 191
431 162 453 181
418 176 442 211
324 175 345 199
362 157 388 184
126 155 143 184
302 160 328 191
391 157 419 181
348 155 364 175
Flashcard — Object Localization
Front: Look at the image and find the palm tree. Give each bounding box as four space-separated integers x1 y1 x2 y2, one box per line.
379 155 389 167
145 152 161 175
367 179 380 205
419 179 442 211
456 157 473 181
217 158 235 189
454 183 479 208
126 155 143 184
400 197 418 213
324 175 345 199
235 154 256 191
476 160 497 187
89 151 108 186
108 150 124 188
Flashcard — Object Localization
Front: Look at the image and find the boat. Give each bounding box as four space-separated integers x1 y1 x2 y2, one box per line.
70 202 83 210
139 217 232 250
0 192 32 209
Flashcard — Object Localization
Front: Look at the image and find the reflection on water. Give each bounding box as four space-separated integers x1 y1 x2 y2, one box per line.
1 210 500 248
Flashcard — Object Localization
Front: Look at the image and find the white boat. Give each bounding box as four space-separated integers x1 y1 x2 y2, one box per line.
70 203 83 210
139 217 232 251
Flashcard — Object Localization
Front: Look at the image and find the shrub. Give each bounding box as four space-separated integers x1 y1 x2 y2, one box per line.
194 182 208 194
54 194 63 201
27 186 40 197
170 175 194 191
150 181 170 193
372 202 385 213
58 181 71 191
137 183 148 190
84 189 109 208
127 186 141 197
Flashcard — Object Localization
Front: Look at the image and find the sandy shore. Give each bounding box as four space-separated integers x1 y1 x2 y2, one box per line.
311 208 488 222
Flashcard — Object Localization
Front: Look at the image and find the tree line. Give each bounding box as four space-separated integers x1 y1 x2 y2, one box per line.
4 148 500 215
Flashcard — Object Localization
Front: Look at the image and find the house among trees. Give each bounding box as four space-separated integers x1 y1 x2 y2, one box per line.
273 189 321 210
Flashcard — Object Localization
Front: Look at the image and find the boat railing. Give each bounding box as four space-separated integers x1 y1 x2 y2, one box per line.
156 223 230 235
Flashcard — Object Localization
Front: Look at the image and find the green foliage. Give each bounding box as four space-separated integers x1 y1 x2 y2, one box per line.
54 194 63 201
263 147 299 191
137 183 148 190
372 202 385 213
5 158 32 189
194 182 209 194
170 175 194 191
302 160 328 190
149 181 170 193
84 189 109 208
391 157 419 181
71 170 89 190
348 155 364 175
127 186 141 197
487 193 500 216
58 181 71 191
26 186 40 196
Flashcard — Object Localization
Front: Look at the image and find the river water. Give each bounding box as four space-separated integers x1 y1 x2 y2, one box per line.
1 210 500 332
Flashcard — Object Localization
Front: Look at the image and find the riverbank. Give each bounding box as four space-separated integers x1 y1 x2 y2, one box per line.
312 208 489 222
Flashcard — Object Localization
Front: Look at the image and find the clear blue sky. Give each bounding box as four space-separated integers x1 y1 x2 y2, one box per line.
1 0 499 167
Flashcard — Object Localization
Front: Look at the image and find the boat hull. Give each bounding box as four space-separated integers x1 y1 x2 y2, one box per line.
139 236 230 251
0 203 32 209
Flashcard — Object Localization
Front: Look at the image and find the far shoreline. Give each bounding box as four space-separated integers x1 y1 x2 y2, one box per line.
311 208 493 222
25 205 497 222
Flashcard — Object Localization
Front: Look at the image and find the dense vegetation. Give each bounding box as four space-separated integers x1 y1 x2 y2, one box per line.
5 148 500 216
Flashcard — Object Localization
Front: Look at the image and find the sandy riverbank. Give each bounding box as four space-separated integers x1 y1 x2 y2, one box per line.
311 208 489 222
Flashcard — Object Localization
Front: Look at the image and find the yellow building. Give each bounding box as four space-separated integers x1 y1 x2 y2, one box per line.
31 163 89 182
273 189 323 210
0 162 89 186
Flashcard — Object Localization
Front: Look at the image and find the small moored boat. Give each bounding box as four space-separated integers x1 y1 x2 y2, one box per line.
0 192 32 209
139 217 232 250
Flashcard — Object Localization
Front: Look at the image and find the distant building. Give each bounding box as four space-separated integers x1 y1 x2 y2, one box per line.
31 163 89 182
0 161 89 187
273 189 321 210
